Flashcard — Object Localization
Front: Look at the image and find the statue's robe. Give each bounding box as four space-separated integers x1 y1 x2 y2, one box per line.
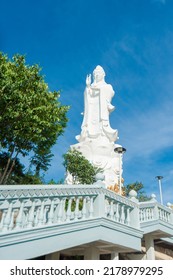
81 81 116 141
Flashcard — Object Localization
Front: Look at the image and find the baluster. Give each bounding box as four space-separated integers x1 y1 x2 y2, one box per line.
48 199 55 225
126 207 130 225
110 201 114 220
34 207 40 226
149 208 152 220
158 208 161 219
74 197 79 220
44 206 49 224
143 208 147 221
78 197 82 219
143 209 145 221
0 210 6 230
164 211 166 221
82 197 87 219
27 200 36 228
140 209 143 221
9 211 15 230
57 199 63 223
15 200 28 230
15 201 25 230
2 201 13 231
146 208 149 220
23 209 28 227
164 211 167 222
163 211 166 221
66 198 72 221
151 208 154 220
139 209 142 221
53 199 60 223
37 200 45 226
89 197 94 218
62 199 66 221
147 208 150 220
167 212 170 223
115 203 119 222
165 211 168 222
150 208 153 219
142 209 145 221
34 206 40 227
104 199 109 217
120 205 125 224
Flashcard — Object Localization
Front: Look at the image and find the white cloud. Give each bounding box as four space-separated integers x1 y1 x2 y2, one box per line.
118 101 173 160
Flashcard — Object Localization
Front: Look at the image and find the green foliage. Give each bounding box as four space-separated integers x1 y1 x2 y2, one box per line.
63 149 99 184
18 173 43 184
124 181 150 202
0 52 69 183
0 152 24 183
0 152 43 184
48 178 64 184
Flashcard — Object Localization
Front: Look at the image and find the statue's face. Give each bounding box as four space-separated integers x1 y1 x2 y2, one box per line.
94 71 104 83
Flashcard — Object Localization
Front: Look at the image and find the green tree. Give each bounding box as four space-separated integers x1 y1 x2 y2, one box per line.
124 181 150 202
48 178 64 184
0 52 69 184
0 152 24 184
63 149 100 184
18 173 43 184
0 152 43 184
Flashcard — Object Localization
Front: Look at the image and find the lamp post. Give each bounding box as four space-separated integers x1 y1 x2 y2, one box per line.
155 176 163 205
114 146 126 195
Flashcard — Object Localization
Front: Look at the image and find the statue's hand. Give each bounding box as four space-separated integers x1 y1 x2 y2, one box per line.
86 74 91 87
107 100 115 112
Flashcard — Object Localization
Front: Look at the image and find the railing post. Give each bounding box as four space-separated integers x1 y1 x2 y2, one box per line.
93 192 106 218
153 204 159 220
129 191 140 228
170 211 173 223
167 203 173 223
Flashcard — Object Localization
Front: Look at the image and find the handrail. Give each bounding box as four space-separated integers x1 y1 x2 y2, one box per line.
139 201 173 223
0 185 139 233
1 185 173 235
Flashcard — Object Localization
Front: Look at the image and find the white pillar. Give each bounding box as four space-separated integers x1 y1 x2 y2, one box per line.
84 247 100 260
158 179 163 205
111 251 119 260
145 235 155 260
45 251 60 260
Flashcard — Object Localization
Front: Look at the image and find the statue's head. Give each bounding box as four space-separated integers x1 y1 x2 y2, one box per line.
93 65 105 83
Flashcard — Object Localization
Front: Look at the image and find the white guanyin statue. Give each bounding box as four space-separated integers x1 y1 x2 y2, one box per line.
66 65 124 189
76 65 118 143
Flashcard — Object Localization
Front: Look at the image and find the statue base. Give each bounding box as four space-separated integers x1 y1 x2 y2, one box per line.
70 134 122 188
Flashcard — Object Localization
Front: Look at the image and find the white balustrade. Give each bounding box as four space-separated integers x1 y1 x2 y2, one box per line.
105 196 134 226
139 206 154 222
0 186 100 233
139 202 173 224
2 185 172 235
0 185 140 233
158 206 171 222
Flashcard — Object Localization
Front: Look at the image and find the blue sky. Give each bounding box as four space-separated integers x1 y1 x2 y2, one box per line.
1 0 173 204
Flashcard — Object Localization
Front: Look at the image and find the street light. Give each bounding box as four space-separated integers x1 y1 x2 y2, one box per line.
155 176 163 205
114 146 126 195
